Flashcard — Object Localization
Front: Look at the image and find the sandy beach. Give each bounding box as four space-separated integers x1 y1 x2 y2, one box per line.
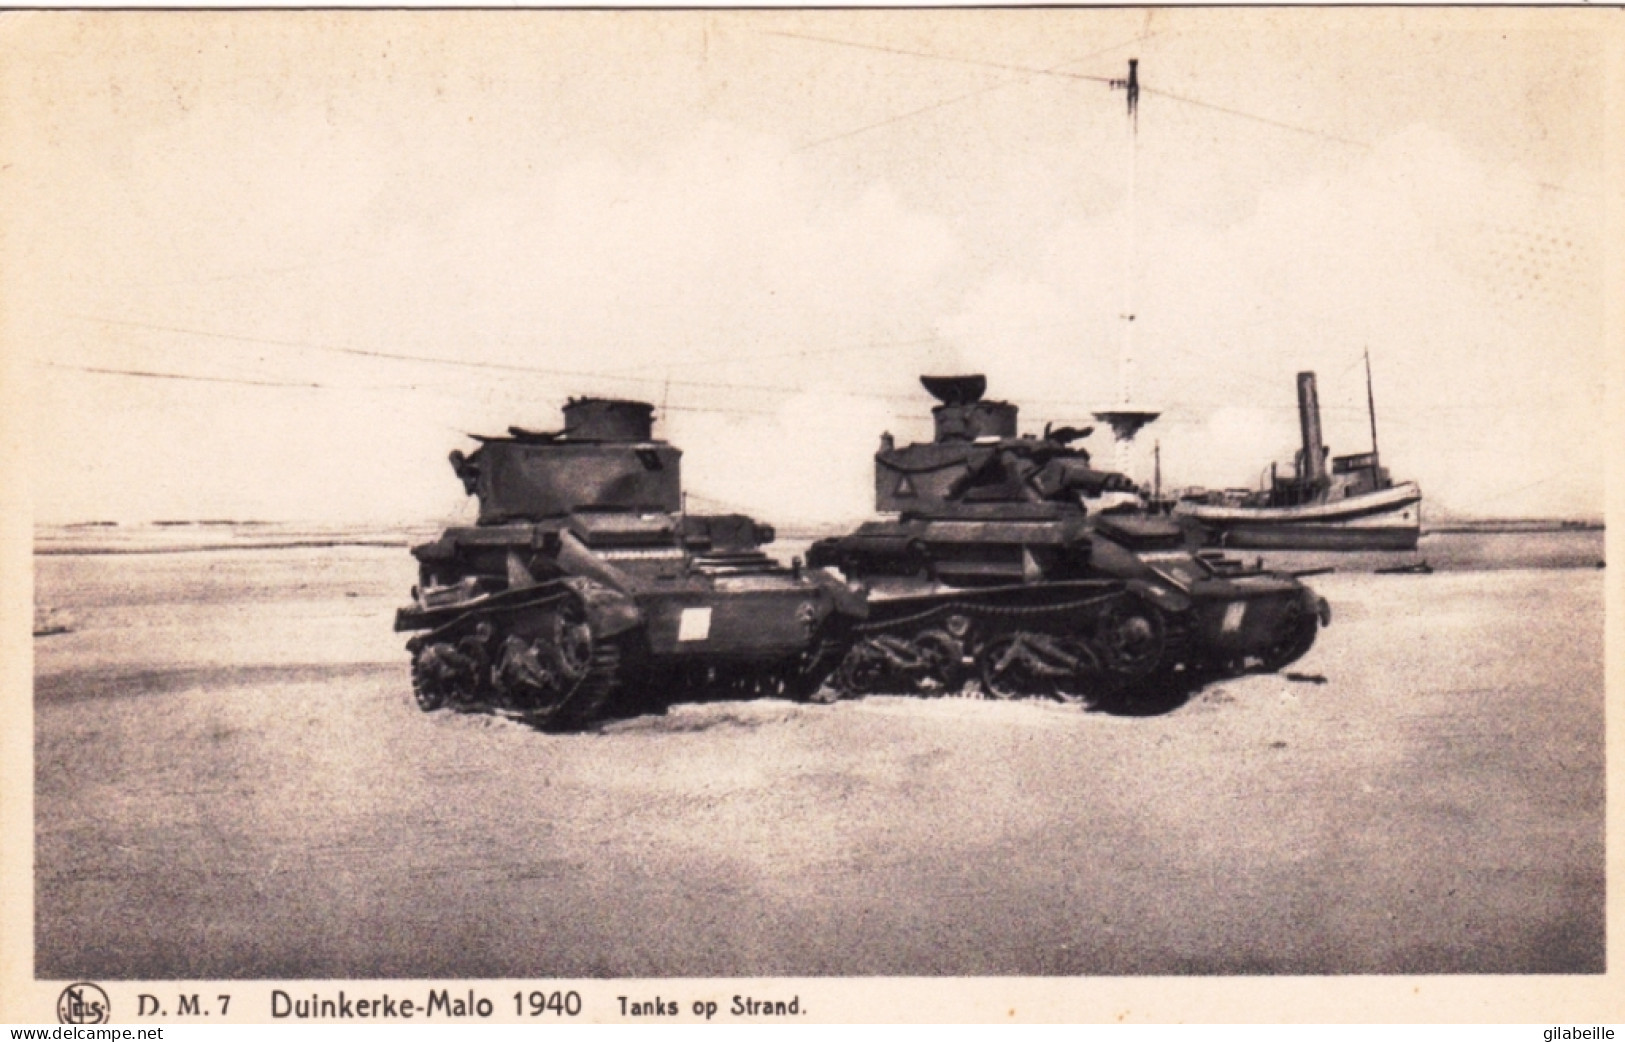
33 531 1605 978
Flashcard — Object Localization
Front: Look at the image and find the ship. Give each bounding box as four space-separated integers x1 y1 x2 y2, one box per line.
1173 358 1422 551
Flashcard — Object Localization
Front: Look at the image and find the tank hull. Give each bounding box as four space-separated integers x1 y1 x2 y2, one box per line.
812 519 1327 702
397 540 849 728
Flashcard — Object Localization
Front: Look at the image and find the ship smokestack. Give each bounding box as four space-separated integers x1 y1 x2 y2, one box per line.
1296 372 1327 485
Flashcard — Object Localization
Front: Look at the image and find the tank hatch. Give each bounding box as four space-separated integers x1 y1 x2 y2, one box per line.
562 398 655 442
921 374 1017 443
921 374 987 406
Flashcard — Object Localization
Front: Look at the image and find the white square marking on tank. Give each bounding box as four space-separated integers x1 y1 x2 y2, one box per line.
1221 601 1247 633
678 606 713 642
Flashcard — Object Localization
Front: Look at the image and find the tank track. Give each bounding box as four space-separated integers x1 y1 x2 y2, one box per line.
533 640 623 729
636 636 847 711
828 585 1174 709
1254 595 1319 673
405 582 629 730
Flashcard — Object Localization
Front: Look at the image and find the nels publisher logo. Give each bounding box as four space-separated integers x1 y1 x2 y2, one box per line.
57 982 111 1025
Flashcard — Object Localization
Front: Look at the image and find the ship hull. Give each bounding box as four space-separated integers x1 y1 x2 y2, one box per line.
1177 482 1422 551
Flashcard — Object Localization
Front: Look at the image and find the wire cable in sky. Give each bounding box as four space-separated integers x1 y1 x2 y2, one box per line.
770 29 1595 198
41 360 325 390
792 31 1156 152
1139 85 1370 150
72 314 806 397
763 29 1116 85
770 28 1368 150
42 358 791 419
58 311 1306 419
71 313 960 408
595 333 948 373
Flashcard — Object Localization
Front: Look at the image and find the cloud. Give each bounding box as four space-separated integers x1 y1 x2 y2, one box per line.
29 116 962 523
17 22 1604 524
931 122 1605 516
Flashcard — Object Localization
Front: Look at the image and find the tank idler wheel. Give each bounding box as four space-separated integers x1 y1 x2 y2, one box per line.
910 629 965 695
1096 600 1167 679
1256 600 1320 674
410 641 474 712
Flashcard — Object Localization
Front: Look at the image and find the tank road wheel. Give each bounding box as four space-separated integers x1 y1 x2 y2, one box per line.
410 641 476 712
1095 599 1166 680
493 634 563 712
803 683 843 706
1050 639 1107 707
493 625 625 730
911 629 965 695
833 638 891 697
978 634 1044 700
497 595 625 730
979 632 1101 702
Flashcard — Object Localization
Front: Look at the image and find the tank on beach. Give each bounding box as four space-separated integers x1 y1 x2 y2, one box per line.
395 396 861 729
807 375 1331 706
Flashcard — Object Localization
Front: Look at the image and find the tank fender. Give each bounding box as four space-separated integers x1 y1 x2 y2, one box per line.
1085 534 1160 581
560 576 643 639
1125 577 1192 614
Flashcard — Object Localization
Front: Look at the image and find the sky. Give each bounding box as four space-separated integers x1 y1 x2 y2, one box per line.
4 9 1614 525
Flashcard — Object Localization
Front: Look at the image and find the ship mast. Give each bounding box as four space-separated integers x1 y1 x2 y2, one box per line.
1093 58 1159 478
1364 347 1380 464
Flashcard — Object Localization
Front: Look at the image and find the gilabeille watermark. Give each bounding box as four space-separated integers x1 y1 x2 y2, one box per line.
1544 1029 1615 1041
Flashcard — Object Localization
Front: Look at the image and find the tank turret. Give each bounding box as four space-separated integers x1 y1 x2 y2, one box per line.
876 375 1139 515
448 397 681 525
